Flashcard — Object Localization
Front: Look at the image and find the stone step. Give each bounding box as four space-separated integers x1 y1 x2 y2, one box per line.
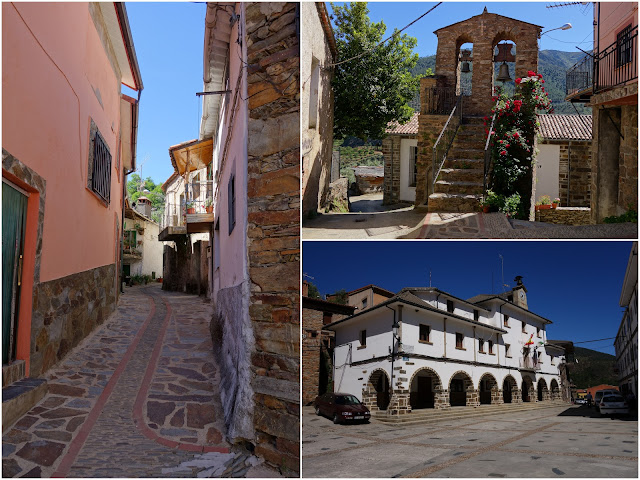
448 148 485 160
445 158 484 170
2 378 48 432
462 116 486 125
373 401 568 426
434 180 484 195
427 192 482 213
438 168 484 183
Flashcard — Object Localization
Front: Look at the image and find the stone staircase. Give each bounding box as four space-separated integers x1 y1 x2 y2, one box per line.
428 116 486 213
372 400 568 426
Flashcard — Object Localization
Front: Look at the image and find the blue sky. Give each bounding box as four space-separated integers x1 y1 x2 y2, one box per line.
126 2 206 185
328 2 594 57
303 241 634 356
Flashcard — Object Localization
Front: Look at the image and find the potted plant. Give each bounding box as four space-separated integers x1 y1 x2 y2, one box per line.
205 198 213 214
552 197 560 209
482 190 504 213
186 201 196 214
535 195 552 211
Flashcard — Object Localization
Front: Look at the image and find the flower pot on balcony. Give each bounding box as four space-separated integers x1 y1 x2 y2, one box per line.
482 205 490 213
206 206 213 214
187 207 196 214
551 203 558 209
535 204 552 211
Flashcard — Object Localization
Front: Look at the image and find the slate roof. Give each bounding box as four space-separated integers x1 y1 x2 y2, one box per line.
537 114 592 141
385 112 419 135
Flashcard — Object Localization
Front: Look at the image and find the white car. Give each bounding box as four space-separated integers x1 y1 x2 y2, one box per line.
599 394 629 416
594 389 618 412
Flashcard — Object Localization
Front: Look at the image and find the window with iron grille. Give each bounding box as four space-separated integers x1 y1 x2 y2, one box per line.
228 174 235 235
617 25 633 67
409 146 418 187
90 128 112 204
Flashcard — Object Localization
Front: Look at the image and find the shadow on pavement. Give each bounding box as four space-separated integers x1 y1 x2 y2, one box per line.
556 405 638 421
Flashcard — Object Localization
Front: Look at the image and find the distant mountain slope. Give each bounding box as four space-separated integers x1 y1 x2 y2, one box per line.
570 346 618 389
409 50 591 115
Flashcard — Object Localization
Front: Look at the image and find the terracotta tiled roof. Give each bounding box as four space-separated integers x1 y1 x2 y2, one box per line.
385 112 419 135
537 114 592 141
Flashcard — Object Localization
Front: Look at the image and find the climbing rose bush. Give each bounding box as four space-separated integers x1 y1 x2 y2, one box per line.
483 71 552 217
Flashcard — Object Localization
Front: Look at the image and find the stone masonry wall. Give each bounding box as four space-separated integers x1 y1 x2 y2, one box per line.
302 308 323 406
30 264 117 377
245 3 300 474
619 103 638 212
536 207 592 225
546 140 592 207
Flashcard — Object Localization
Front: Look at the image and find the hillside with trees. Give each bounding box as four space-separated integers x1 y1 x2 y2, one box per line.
570 346 618 388
126 173 165 223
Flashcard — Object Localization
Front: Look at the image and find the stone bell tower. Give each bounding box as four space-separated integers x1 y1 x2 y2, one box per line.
414 8 542 208
511 275 528 310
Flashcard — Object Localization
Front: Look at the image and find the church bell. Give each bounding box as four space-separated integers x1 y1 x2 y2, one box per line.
461 61 471 73
497 61 512 82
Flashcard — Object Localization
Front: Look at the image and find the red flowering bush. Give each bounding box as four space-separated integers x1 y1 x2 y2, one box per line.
485 72 552 218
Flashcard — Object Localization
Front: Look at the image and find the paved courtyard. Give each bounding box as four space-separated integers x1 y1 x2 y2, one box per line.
302 405 638 478
2 284 278 478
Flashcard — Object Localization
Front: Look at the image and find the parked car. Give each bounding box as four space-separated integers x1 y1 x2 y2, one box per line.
598 393 629 416
594 389 618 412
575 398 586 405
314 392 371 424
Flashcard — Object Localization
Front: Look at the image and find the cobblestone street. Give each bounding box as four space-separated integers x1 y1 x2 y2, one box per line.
2 285 278 478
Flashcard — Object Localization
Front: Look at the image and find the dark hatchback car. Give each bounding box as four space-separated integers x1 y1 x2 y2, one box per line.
314 392 371 424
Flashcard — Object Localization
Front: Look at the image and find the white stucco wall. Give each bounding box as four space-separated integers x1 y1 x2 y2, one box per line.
399 138 418 203
536 144 560 202
123 216 163 278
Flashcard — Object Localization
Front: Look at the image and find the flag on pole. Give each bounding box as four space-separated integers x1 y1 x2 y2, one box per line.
525 333 534 346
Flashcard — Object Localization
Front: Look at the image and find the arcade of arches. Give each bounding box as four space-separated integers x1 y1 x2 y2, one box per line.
362 368 562 414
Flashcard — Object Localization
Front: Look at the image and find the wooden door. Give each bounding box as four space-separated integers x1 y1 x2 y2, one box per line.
417 376 433 408
2 181 28 365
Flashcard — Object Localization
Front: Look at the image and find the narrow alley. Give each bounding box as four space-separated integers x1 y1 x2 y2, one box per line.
2 285 275 478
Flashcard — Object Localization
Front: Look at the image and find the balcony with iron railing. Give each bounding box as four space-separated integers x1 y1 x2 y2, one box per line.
123 230 142 260
519 355 542 371
158 180 214 241
566 25 637 102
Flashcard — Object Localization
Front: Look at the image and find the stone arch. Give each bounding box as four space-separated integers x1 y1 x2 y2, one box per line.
455 36 475 97
449 370 476 407
502 374 519 404
537 378 549 401
409 367 443 410
550 379 560 400
363 369 391 411
522 375 535 402
478 373 498 405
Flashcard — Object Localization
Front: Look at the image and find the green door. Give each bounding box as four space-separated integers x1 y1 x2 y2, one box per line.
2 181 28 364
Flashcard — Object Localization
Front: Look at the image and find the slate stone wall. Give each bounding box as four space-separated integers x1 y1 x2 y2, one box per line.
245 3 300 474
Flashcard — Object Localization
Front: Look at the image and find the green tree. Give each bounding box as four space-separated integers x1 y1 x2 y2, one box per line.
332 2 420 140
306 281 321 299
328 289 349 305
126 173 165 223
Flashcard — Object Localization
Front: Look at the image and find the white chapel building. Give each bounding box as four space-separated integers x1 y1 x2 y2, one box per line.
326 277 567 415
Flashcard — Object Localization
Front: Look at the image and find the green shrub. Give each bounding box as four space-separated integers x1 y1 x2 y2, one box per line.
604 206 638 224
501 193 522 217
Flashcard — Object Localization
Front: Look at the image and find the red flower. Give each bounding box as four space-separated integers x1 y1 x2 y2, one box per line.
506 144 511 148
513 132 520 139
515 78 522 85
527 70 535 77
500 150 507 156
541 79 545 83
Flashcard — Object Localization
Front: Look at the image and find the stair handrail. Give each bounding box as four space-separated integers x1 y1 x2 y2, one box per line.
432 94 463 193
483 101 499 198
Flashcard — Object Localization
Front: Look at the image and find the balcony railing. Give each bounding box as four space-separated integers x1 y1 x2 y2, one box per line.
595 25 638 93
159 203 184 230
422 87 458 115
519 357 541 371
566 54 593 98
185 180 214 214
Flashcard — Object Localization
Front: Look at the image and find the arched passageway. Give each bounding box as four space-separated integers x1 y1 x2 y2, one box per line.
367 369 391 410
538 378 549 401
522 376 534 402
550 379 560 400
410 368 442 410
449 371 473 407
479 373 498 405
503 375 517 404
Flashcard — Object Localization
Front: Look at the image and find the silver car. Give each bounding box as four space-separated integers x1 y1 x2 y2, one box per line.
599 394 629 416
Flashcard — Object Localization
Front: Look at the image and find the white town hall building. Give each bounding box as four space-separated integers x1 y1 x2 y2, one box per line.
326 278 567 415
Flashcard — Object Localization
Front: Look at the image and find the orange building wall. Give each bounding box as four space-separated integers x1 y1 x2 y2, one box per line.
2 2 123 283
597 2 638 54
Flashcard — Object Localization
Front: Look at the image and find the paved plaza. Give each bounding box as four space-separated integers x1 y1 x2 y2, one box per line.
302 405 638 478
2 285 278 478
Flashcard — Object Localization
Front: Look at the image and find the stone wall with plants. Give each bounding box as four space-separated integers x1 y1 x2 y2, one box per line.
483 71 552 218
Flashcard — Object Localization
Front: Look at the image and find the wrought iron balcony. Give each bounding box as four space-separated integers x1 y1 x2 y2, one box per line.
184 180 214 233
422 87 458 115
566 54 593 102
519 357 541 371
158 203 187 241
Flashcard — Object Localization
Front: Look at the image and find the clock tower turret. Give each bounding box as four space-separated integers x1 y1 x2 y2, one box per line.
511 275 528 310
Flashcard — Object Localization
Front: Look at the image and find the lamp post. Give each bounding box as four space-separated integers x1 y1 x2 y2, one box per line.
541 23 572 36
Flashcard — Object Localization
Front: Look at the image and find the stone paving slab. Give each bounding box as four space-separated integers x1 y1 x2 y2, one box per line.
2 285 278 478
302 405 638 478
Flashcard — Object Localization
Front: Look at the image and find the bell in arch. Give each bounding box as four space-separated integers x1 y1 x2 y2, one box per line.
461 61 471 73
460 49 472 73
497 61 512 82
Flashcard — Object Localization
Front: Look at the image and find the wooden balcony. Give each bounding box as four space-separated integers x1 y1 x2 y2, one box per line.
186 212 214 233
158 225 187 241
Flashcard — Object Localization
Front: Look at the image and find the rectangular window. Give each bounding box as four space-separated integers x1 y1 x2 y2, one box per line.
228 174 235 235
90 129 112 204
522 321 526 333
362 298 368 309
505 344 511 357
617 24 633 67
309 57 320 128
456 333 464 349
447 300 454 313
478 339 485 353
537 327 541 338
192 173 201 200
474 309 479 321
419 324 430 343
409 146 418 187
488 340 494 354
504 314 509 327
359 330 366 347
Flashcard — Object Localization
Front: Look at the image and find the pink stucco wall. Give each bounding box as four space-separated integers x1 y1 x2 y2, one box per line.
212 3 249 295
3 2 124 283
598 2 638 52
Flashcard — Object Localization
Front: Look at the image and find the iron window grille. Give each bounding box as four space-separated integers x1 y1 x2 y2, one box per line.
91 130 112 204
617 25 633 67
